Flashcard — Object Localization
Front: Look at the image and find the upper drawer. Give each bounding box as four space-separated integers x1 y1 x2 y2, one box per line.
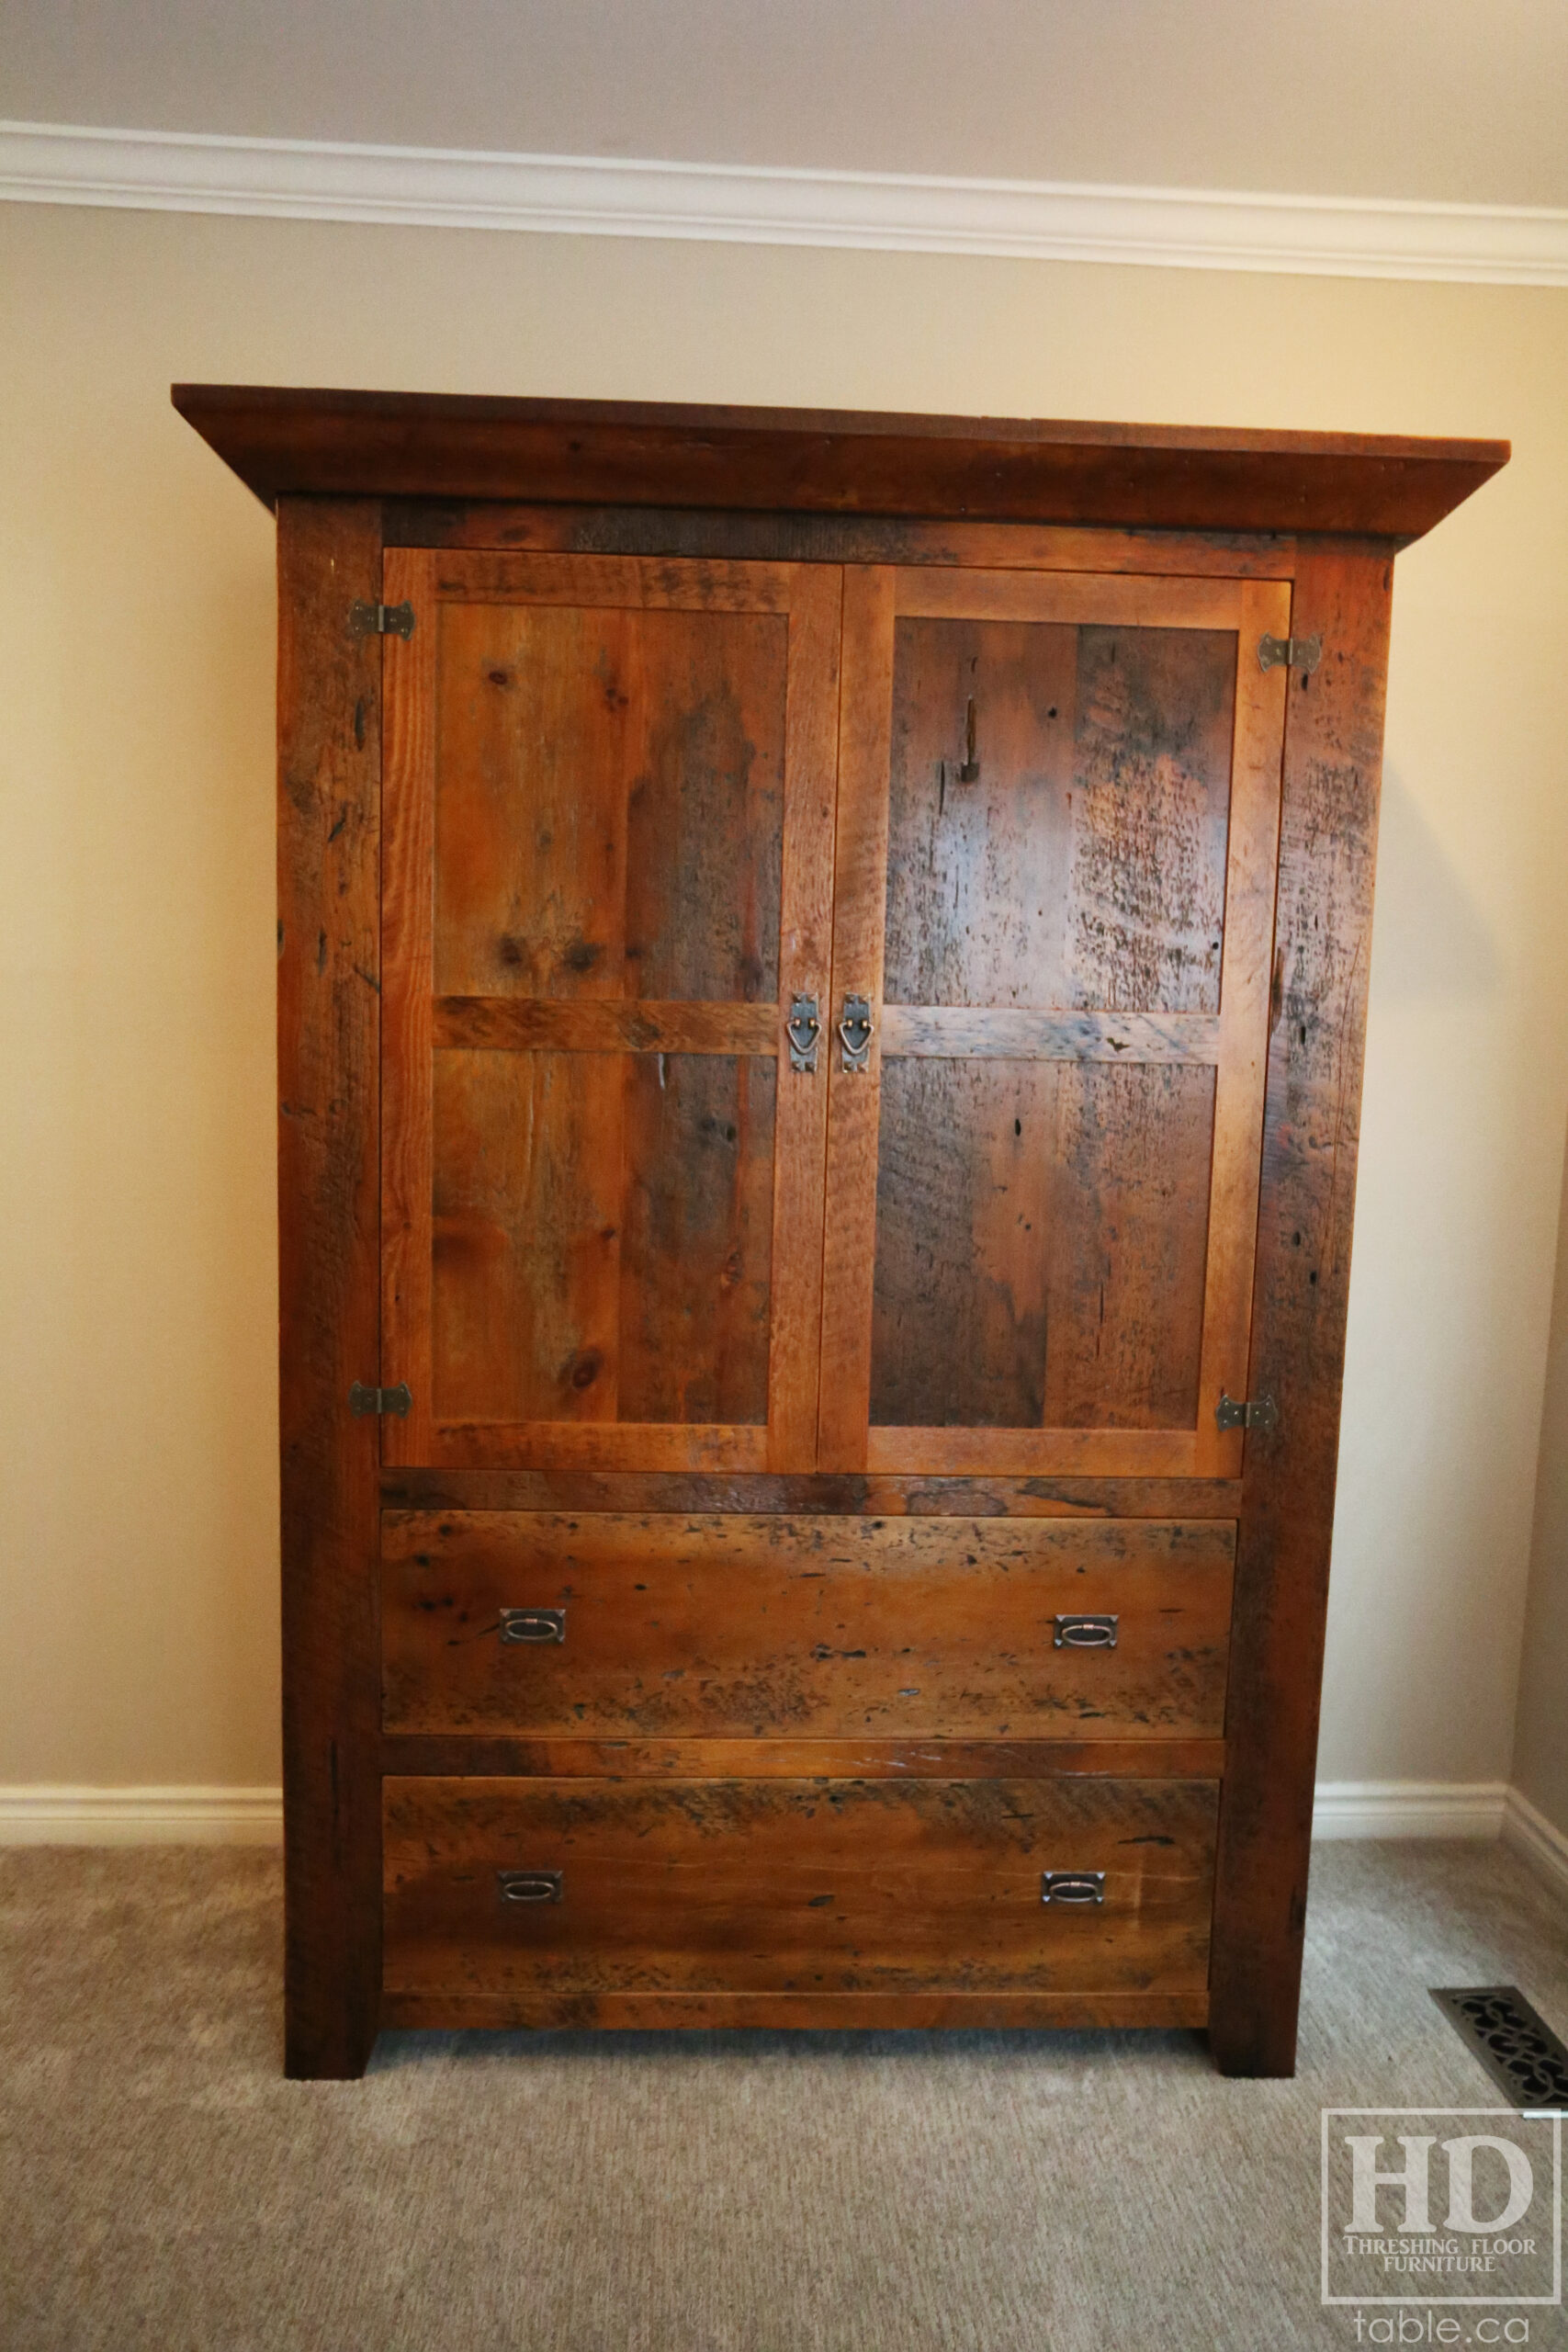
381 1511 1235 1740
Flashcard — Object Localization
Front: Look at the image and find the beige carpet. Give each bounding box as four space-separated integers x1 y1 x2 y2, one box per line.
2 1839 1565 2350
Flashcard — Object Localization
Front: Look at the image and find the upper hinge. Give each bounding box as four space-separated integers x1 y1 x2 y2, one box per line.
349 1381 412 1418
1258 631 1322 676
348 600 415 640
1215 1390 1280 1433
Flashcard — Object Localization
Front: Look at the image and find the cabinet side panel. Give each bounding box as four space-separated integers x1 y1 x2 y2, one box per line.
277 497 385 2079
1209 539 1393 2078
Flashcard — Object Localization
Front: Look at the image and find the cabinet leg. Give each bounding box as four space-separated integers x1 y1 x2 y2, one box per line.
281 1747 382 2082
1206 1898 1305 2078
285 2017 376 2081
1207 2004 1300 2080
283 1871 380 2082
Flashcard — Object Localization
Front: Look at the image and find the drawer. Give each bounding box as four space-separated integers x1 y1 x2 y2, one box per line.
382 1773 1218 2008
381 1511 1235 1739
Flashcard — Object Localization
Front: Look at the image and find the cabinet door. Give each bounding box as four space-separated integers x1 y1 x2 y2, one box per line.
819 567 1290 1478
380 551 840 1471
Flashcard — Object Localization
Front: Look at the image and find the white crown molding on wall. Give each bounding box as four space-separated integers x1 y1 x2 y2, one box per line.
3 119 1568 286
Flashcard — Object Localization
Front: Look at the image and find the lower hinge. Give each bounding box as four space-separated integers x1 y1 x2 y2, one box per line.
1258 632 1322 675
348 1381 412 1418
348 600 415 639
1216 1390 1280 1433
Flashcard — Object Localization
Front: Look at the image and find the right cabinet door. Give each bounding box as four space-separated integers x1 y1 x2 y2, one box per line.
819 566 1291 1477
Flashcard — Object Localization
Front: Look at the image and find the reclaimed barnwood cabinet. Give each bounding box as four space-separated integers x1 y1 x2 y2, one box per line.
175 387 1506 2078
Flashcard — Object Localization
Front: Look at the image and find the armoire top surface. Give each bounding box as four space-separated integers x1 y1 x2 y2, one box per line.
172 384 1507 541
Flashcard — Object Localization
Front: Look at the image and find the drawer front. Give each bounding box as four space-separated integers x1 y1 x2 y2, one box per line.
381 1511 1235 1738
383 1774 1218 1999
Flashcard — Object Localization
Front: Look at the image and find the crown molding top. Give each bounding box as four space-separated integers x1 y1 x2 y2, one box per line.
172 382 1509 540
5 119 1568 288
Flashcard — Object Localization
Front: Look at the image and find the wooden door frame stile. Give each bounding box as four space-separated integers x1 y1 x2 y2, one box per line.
276 497 386 2080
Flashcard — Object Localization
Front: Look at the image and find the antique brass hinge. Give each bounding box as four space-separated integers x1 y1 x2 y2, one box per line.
348 600 415 639
348 1382 412 1418
1257 632 1322 675
1215 1391 1280 1432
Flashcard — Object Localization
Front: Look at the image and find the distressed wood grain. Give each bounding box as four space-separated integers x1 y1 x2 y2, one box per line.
862 1428 1199 1476
854 594 1260 1468
276 496 384 2079
175 385 1506 537
379 548 436 1465
380 1511 1235 1740
1207 541 1393 2077
766 565 841 1467
431 597 784 1001
428 1420 773 1471
380 1989 1211 2029
895 569 1244 628
1193 580 1291 1476
381 500 1299 575
384 551 836 1470
871 1059 1215 1436
434 999 779 1055
880 1007 1219 1061
383 1774 1219 1999
381 1736 1229 1779
379 1469 1245 1518
817 568 895 1469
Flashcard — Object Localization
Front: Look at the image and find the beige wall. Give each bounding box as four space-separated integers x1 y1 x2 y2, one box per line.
4 200 1567 1797
1515 1147 1568 1830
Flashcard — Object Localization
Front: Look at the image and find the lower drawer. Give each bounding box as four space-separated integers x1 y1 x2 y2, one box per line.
382 1774 1217 2020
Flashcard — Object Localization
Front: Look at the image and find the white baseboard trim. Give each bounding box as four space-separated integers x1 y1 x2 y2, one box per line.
3 119 1567 287
0 1779 1559 1852
1502 1786 1568 1903
0 1785 283 1846
1312 1781 1509 1840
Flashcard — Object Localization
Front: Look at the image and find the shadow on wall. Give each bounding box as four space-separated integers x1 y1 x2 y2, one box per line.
1370 768 1500 1003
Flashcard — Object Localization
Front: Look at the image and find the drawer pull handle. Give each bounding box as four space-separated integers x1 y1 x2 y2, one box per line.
839 994 874 1072
498 1870 562 1905
1054 1613 1118 1649
1042 1871 1106 1905
499 1607 566 1645
786 994 821 1073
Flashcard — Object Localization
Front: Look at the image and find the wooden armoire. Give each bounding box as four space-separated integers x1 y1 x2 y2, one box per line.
177 387 1505 2079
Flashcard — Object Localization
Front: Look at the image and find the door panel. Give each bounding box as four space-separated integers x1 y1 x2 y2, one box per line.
884 620 1235 1012
430 1049 775 1428
870 1057 1214 1431
382 551 840 1472
822 567 1289 1478
432 602 783 1002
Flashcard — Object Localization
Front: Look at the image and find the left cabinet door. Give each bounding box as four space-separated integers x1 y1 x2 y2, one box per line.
380 550 841 1473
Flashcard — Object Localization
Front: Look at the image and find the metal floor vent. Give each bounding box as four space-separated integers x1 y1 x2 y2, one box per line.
1431 1986 1568 2110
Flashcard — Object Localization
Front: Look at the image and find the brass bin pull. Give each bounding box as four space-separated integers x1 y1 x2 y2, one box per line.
1041 1871 1106 1905
498 1871 562 1905
839 995 874 1072
499 1607 566 1645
